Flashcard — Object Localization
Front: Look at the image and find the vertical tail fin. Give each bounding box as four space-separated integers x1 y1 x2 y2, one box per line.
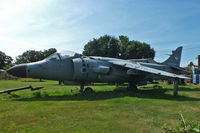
161 46 182 67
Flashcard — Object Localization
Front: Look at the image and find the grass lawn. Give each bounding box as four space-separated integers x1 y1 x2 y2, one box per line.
0 79 200 133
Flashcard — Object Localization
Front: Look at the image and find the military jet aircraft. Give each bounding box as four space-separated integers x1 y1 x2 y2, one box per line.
7 46 189 95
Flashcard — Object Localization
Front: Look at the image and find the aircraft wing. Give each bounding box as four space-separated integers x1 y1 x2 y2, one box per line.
170 65 190 74
109 60 189 79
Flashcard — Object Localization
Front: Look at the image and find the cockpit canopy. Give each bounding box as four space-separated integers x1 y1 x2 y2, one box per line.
46 50 82 61
59 51 82 60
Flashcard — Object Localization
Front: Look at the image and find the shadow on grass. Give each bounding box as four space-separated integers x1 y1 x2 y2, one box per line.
14 87 200 102
50 83 119 87
178 87 200 92
21 80 46 82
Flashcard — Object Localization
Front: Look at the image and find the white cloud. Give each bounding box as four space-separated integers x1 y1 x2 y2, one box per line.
0 0 93 59
0 0 199 65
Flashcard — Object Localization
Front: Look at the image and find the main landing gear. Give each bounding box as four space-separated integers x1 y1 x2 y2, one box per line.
173 79 179 96
127 82 138 91
80 84 94 94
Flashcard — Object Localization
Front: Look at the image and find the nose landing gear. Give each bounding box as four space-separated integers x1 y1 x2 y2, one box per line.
80 84 94 94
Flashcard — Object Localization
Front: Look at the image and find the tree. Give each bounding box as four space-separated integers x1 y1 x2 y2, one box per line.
83 35 120 58
119 35 130 58
0 51 13 69
83 35 155 59
185 62 194 72
123 41 155 59
15 48 57 64
43 48 57 58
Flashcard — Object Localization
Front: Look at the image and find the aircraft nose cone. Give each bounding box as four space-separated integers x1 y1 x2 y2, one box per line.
7 64 27 77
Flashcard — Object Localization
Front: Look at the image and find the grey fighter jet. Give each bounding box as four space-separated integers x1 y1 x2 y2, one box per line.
7 46 189 95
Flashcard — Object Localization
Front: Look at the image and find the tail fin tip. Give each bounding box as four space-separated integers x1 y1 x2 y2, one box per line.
162 46 183 67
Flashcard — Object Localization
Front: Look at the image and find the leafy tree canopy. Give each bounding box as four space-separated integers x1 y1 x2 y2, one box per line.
83 35 120 58
83 35 155 59
0 51 13 69
185 61 194 72
15 48 57 64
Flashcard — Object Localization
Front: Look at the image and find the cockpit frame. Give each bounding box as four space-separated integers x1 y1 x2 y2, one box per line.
45 50 82 61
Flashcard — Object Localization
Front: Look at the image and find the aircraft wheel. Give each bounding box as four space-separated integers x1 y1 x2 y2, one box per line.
84 87 94 94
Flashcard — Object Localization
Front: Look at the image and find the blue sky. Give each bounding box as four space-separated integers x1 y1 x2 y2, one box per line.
0 0 200 66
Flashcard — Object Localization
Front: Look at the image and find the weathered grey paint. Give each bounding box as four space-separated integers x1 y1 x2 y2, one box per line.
7 47 189 86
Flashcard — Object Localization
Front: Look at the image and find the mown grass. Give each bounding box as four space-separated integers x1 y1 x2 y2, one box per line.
0 79 200 133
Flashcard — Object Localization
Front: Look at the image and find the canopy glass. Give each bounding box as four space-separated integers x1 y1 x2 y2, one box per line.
46 50 81 61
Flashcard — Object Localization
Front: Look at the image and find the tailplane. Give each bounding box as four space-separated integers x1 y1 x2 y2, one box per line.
161 46 182 67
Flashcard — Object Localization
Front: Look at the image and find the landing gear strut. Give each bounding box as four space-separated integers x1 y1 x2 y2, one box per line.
80 84 84 93
173 79 179 96
127 82 138 91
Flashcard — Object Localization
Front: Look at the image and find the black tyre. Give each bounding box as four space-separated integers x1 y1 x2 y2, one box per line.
84 87 94 93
